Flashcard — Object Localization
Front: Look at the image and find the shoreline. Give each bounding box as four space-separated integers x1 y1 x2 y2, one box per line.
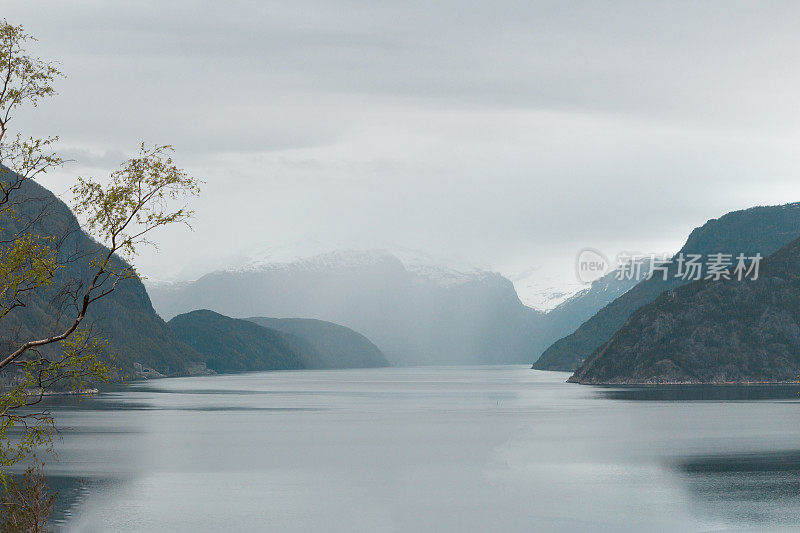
569 380 800 386
36 388 100 397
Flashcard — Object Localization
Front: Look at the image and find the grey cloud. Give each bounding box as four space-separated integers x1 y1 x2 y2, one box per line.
3 1 800 282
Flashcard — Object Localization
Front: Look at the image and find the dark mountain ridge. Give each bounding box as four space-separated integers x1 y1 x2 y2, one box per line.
169 310 388 372
569 236 800 384
534 203 800 371
168 310 309 373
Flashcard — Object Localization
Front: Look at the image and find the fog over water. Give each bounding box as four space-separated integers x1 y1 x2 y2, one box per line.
39 366 800 532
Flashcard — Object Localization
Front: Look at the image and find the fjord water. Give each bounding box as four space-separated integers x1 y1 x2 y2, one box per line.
46 366 800 532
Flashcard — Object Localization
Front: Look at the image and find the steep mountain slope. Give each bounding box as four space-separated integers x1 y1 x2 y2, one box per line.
534 203 800 371
246 317 388 368
149 251 548 366
569 237 800 384
0 174 204 376
542 260 650 347
168 310 312 372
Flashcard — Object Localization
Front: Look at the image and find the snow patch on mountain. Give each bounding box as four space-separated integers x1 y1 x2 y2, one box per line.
390 247 495 287
225 245 495 287
236 249 396 273
508 265 586 311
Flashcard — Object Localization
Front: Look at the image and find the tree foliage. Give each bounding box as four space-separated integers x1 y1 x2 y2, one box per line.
0 459 53 533
0 18 199 502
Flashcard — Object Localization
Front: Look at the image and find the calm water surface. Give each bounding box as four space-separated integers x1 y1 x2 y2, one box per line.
41 366 800 532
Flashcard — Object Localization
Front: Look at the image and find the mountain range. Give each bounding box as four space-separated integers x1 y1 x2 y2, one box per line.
148 246 661 366
534 203 800 371
149 251 549 365
168 310 388 373
2 175 630 375
11 173 800 383
569 236 800 384
0 175 392 378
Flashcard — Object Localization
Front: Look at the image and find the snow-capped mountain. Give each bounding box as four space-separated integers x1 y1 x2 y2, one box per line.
145 247 653 366
147 248 549 366
231 246 497 289
164 242 589 310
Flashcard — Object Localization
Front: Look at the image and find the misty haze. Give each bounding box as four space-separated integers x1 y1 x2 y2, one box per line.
1 2 800 532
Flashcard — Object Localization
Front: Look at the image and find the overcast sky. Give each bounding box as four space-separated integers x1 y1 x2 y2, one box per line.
6 1 800 297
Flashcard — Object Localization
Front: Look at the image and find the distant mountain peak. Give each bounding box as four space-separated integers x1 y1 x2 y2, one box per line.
234 249 399 273
229 246 497 288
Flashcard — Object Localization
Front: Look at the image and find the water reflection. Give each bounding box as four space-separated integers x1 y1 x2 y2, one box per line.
46 476 115 527
34 367 800 532
673 451 800 527
596 384 800 401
